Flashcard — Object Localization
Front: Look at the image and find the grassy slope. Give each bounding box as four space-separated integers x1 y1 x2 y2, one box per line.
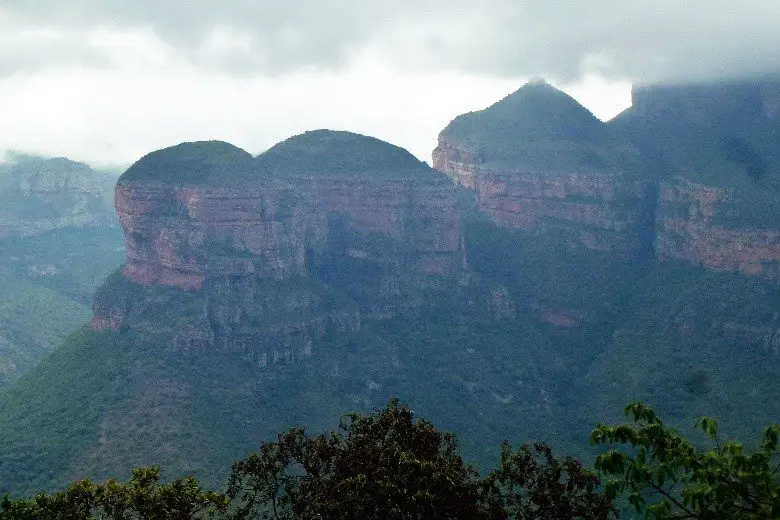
0 227 125 386
255 130 435 178
2 219 778 496
118 141 254 185
0 279 90 387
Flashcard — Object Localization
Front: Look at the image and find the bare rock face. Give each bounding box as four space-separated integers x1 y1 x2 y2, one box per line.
433 81 653 257
0 154 116 236
655 177 780 280
116 182 308 291
622 77 780 282
113 141 305 291
94 133 466 362
257 130 466 277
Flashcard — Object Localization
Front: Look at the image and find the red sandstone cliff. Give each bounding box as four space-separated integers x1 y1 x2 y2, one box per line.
436 78 780 281
93 133 466 361
655 177 780 280
623 77 780 282
433 81 652 257
116 182 308 291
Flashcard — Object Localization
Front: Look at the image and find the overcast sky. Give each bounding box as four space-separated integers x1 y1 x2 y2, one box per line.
1 1 778 168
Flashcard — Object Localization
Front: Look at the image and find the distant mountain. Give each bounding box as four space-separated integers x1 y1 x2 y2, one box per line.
1 81 779 497
609 78 780 279
0 154 124 387
0 153 117 237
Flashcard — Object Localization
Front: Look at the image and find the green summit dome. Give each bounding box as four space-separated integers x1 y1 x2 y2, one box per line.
442 80 607 145
439 80 642 171
119 141 254 185
254 130 435 178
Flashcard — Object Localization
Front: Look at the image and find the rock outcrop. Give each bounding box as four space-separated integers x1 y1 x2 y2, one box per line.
95 132 466 362
618 77 780 281
654 177 780 280
0 154 116 236
436 78 780 281
258 131 465 278
433 80 653 257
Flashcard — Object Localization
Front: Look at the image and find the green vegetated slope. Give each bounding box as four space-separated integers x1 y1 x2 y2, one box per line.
463 216 780 447
2 218 779 495
0 227 125 386
441 80 643 173
611 79 780 228
118 141 254 185
0 280 89 388
256 129 435 178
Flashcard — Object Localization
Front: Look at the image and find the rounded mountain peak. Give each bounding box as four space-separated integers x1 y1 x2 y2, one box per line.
120 141 254 185
441 80 606 145
255 130 432 178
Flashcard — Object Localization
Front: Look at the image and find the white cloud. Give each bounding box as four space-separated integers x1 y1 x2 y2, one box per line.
2 1 778 81
0 48 630 168
15 1 761 165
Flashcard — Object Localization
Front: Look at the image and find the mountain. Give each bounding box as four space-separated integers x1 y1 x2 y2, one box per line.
434 78 780 281
101 132 464 350
433 80 654 257
0 132 486 495
0 155 124 387
0 154 117 237
431 76 780 455
611 77 780 280
1 83 779 496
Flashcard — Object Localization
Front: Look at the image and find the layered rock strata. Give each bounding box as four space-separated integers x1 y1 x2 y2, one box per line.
623 77 780 281
655 177 780 280
94 133 466 362
436 78 780 280
433 81 652 257
116 182 308 291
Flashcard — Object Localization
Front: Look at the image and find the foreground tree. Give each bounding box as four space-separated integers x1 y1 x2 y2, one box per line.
590 403 780 519
0 467 227 520
227 399 484 520
481 442 616 520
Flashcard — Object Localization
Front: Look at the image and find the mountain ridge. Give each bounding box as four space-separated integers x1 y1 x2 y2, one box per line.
1 78 779 496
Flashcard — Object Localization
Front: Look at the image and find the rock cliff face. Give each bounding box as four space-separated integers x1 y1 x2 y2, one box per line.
655 177 780 280
433 81 653 257
619 77 780 281
436 78 780 281
116 182 308 291
273 171 464 277
0 154 116 236
95 132 465 362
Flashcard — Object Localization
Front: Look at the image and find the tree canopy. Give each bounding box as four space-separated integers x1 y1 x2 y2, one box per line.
3 400 778 519
591 402 780 519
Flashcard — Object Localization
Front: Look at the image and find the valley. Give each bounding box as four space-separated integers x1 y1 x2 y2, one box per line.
0 77 778 497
